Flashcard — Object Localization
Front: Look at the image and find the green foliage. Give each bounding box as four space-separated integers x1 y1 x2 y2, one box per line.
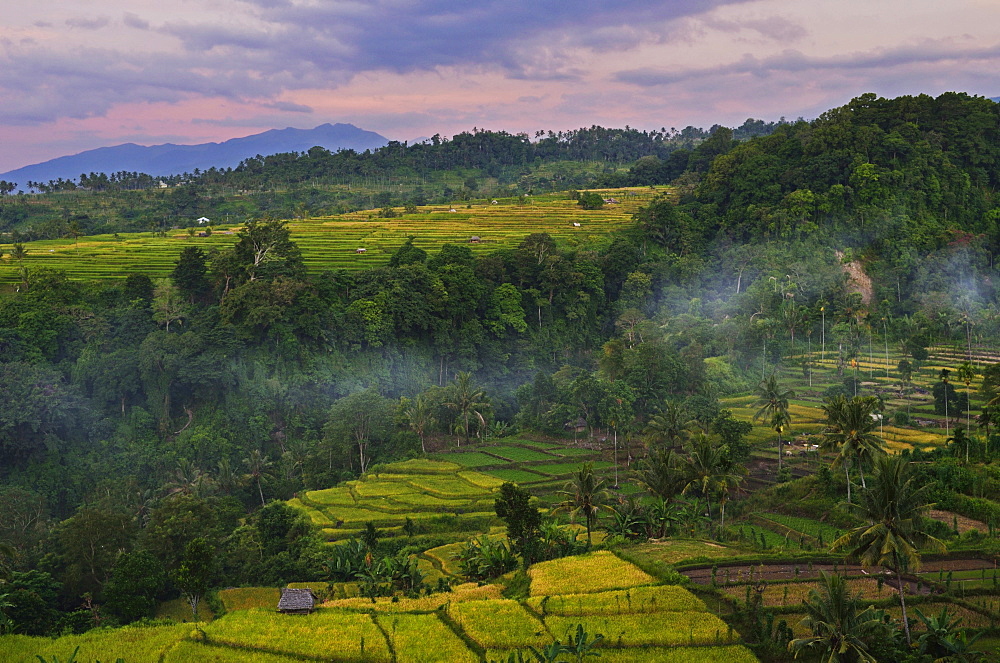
494 483 542 560
577 192 605 210
103 551 167 624
171 537 217 621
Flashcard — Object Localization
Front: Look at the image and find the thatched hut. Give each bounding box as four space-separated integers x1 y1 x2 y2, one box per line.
277 588 318 615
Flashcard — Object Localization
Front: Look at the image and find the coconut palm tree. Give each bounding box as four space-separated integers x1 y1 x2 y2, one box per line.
821 395 887 504
678 433 745 531
754 375 794 474
444 372 487 446
643 402 691 449
788 572 887 663
831 454 946 645
636 446 682 502
244 449 274 506
977 406 994 453
555 462 609 546
956 361 976 456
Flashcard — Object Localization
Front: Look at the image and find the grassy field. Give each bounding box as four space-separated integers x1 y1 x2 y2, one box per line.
0 188 664 285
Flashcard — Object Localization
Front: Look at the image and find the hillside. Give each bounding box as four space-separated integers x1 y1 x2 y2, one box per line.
4 92 1000 662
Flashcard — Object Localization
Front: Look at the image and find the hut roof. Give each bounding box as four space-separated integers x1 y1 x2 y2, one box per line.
277 588 317 613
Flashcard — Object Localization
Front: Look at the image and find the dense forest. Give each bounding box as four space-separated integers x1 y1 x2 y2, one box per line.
2 92 1000 656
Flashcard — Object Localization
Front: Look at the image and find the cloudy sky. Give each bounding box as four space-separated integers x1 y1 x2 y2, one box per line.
1 0 999 172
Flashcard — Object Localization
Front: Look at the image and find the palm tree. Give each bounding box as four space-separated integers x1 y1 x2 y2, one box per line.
831 454 946 645
946 426 973 464
788 572 887 663
821 395 887 504
244 449 275 506
956 361 976 455
678 433 745 531
754 375 794 474
643 402 691 449
404 394 435 453
636 446 682 502
164 459 213 498
555 462 609 546
977 406 994 452
444 372 487 446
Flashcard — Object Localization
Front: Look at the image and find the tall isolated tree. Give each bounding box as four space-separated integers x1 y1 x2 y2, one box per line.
555 462 608 546
172 537 217 621
821 395 887 504
754 375 794 474
832 455 945 645
324 389 395 473
231 216 305 284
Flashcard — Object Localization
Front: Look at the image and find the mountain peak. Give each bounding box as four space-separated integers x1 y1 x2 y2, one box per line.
1 124 389 187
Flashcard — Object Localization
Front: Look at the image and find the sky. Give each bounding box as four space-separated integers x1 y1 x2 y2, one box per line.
1 0 999 173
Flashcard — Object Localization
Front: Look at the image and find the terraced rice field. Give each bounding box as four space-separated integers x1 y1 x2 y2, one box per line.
0 189 661 285
288 459 501 540
1 550 760 663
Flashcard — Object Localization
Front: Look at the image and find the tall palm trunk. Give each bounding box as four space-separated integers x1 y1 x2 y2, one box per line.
777 429 782 474
895 564 912 645
844 464 852 505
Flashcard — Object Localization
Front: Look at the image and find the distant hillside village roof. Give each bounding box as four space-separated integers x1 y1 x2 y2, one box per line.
277 588 318 614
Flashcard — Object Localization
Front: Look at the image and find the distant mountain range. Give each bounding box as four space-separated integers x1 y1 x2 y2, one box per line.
1 123 389 187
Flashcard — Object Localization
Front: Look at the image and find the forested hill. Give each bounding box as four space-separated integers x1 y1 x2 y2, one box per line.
680 92 1000 247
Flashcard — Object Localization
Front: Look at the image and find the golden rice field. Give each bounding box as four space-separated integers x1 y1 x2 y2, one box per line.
165 640 306 662
324 581 501 612
594 646 761 663
449 598 552 650
528 550 656 596
0 551 760 662
0 624 192 663
202 609 392 661
155 596 214 622
376 613 479 663
218 587 281 612
546 611 737 647
0 188 661 285
526 585 706 616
